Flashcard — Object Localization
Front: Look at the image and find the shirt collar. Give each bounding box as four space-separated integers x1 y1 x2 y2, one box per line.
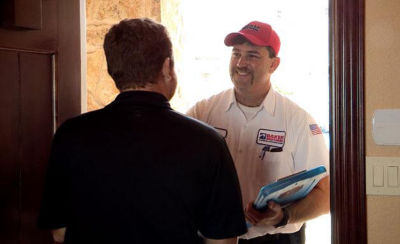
224 89 236 112
225 87 276 116
106 91 172 110
261 87 276 116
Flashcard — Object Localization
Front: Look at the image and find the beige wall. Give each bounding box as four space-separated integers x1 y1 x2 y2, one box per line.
86 0 161 111
366 0 400 243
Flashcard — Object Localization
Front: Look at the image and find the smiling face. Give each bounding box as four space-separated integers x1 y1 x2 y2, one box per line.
229 42 280 97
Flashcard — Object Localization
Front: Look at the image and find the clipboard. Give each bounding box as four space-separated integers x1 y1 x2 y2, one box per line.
253 165 327 210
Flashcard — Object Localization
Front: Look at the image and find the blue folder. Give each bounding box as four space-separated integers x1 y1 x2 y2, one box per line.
253 165 327 210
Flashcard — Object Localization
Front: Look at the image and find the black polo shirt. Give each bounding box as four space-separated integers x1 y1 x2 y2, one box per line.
38 91 247 243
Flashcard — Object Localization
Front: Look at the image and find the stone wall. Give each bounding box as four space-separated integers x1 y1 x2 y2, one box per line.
160 0 185 111
86 0 161 111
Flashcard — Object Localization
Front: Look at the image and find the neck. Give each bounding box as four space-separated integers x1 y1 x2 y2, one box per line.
121 86 154 92
120 82 169 100
234 83 271 107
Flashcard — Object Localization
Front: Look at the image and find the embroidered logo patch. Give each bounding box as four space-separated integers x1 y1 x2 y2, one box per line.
256 129 286 147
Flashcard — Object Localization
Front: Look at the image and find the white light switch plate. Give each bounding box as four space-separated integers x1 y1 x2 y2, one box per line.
372 109 400 145
366 157 400 196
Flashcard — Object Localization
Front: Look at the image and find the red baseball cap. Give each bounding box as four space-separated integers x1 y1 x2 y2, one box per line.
224 21 281 55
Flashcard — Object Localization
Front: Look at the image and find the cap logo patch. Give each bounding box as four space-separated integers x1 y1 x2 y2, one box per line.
242 24 260 32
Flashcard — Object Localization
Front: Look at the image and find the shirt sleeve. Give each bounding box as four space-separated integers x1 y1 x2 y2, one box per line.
198 138 248 239
186 105 196 118
186 103 201 119
293 113 329 173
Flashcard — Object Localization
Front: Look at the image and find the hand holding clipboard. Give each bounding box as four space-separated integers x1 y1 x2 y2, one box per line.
253 165 327 210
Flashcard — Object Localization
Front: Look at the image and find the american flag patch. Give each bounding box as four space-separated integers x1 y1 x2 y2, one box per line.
309 124 322 135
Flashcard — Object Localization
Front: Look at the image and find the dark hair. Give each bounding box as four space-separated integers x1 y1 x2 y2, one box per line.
231 35 276 58
265 46 276 58
103 18 173 90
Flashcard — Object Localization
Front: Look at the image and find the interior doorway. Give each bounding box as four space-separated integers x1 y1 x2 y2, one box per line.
0 0 85 243
163 0 330 243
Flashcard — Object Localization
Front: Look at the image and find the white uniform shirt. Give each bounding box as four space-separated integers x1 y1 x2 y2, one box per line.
187 87 329 239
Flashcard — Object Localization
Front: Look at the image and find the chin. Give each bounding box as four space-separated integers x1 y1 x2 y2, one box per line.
233 78 253 88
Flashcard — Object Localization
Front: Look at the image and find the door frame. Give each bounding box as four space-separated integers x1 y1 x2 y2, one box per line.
0 0 85 242
57 0 86 125
330 0 366 243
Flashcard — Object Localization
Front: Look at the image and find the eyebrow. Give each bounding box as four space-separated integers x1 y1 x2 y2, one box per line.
247 50 261 55
232 48 261 55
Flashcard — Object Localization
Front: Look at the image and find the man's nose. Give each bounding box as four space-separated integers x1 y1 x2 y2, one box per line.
236 56 247 67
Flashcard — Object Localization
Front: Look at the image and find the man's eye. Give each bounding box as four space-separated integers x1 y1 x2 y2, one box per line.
232 52 240 57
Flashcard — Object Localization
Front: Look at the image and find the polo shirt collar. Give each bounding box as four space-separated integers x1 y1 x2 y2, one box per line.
107 91 172 110
225 87 276 116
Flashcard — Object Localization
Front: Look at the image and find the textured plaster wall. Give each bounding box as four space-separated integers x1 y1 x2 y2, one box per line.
86 0 161 111
366 0 400 243
160 0 185 111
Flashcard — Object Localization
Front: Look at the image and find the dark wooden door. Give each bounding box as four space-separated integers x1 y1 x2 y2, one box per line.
0 0 83 243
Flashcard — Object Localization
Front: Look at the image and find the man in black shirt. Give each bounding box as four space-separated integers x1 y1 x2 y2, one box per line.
38 18 247 244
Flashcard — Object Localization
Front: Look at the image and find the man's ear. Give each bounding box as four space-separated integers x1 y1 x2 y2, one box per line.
161 57 172 81
270 57 280 73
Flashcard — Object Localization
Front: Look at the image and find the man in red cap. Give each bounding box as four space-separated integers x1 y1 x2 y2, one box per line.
188 21 330 244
